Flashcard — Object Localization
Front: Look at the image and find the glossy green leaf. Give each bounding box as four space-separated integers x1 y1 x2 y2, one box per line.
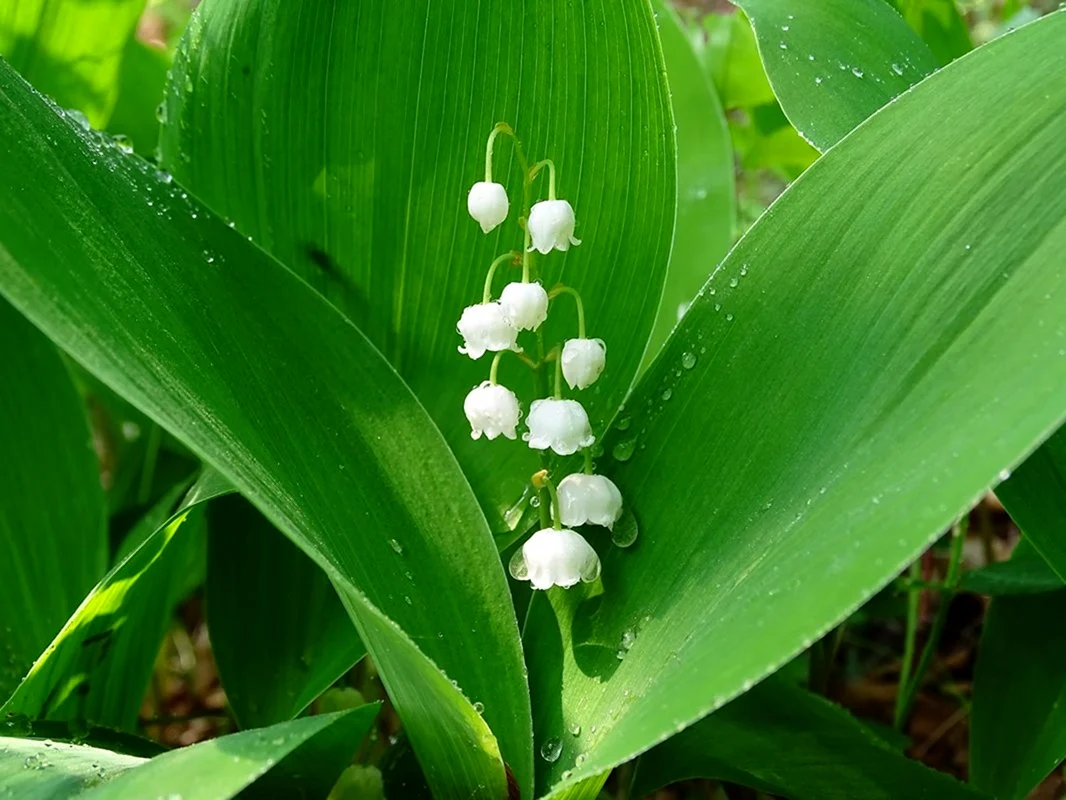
735 0 939 151
700 11 777 109
159 0 676 534
207 494 366 729
0 0 146 125
995 425 1066 580
972 587 1066 798
528 13 1066 793
645 0 735 363
0 299 106 702
1 471 227 728
889 0 973 64
81 706 379 800
0 736 143 798
632 678 982 799
0 63 528 799
959 539 1064 595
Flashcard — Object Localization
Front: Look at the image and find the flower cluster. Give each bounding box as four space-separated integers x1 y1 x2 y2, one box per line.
458 122 623 591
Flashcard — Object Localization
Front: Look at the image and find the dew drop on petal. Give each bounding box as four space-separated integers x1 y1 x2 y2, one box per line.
581 554 602 584
509 549 529 580
540 737 562 763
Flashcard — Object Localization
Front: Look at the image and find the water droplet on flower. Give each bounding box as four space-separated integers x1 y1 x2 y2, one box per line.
681 351 697 369
612 438 637 462
388 539 403 554
540 738 562 762
509 549 529 580
581 556 601 584
611 510 639 548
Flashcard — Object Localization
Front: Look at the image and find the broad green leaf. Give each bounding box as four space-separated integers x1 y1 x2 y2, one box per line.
645 0 735 363
158 0 676 534
207 494 366 729
959 539 1064 595
81 706 380 800
527 12 1066 793
735 0 939 151
632 678 981 799
0 736 143 798
0 64 529 799
995 425 1066 580
1 471 226 728
0 0 146 125
889 0 973 64
700 11 777 109
0 299 106 702
971 587 1066 798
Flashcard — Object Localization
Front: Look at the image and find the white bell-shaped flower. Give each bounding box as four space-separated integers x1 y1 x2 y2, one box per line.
561 338 606 390
457 302 519 359
467 181 509 234
513 527 601 590
464 382 521 441
499 281 549 331
523 398 594 456
558 473 623 529
528 199 581 254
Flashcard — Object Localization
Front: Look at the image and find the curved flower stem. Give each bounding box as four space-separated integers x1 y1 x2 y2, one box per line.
489 349 537 384
482 251 519 303
484 123 509 182
544 477 563 530
530 158 557 200
583 448 594 475
553 352 564 400
549 285 587 339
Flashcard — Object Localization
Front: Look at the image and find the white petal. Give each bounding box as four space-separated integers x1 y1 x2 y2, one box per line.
467 181 509 234
499 281 549 331
524 398 594 456
561 338 607 390
464 382 521 441
520 528 600 590
558 473 623 529
457 302 519 360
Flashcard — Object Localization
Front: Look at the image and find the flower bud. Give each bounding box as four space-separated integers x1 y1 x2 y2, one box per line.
528 199 581 254
558 473 623 529
464 382 521 441
523 398 594 456
499 281 549 331
511 527 601 590
457 302 519 359
467 181 509 234
561 338 606 390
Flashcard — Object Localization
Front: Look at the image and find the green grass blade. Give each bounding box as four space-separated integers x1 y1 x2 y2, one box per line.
525 12 1066 793
0 300 107 703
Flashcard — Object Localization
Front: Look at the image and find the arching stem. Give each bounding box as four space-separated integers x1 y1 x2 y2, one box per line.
482 251 518 303
549 285 587 339
530 158 557 200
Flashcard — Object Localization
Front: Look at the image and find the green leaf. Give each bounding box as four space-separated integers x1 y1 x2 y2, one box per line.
971 587 1066 798
995 425 1066 580
700 11 777 109
889 0 973 65
81 706 380 800
158 0 677 533
959 539 1064 596
0 736 143 798
631 678 982 799
207 494 366 729
0 0 146 125
1 471 226 728
645 0 735 363
526 12 1066 793
0 299 107 702
106 38 170 157
734 0 939 151
0 62 529 799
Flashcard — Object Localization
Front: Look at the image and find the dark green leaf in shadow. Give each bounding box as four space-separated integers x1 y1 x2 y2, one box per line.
0 299 107 702
207 494 366 729
631 678 982 799
888 0 973 65
0 471 229 729
959 539 1065 596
